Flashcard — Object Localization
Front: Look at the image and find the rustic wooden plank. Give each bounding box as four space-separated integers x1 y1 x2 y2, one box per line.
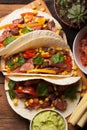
0 118 29 130
0 72 4 83
0 1 87 130
0 83 29 129
0 84 17 118
0 0 51 18
0 4 25 18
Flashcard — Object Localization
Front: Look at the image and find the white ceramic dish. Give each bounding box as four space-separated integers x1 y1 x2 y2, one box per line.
30 109 68 130
73 26 87 74
5 78 81 120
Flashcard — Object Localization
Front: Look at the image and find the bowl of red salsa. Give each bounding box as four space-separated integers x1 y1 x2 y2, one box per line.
73 26 87 74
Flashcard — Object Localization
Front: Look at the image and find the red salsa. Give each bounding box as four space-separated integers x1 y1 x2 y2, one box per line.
79 34 87 66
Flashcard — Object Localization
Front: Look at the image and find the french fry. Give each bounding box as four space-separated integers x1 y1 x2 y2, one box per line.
68 92 87 126
77 111 87 127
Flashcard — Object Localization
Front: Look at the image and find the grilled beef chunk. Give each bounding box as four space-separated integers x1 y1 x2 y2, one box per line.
11 28 19 35
0 29 13 42
41 101 51 108
20 62 34 72
48 47 56 54
41 60 52 68
12 17 24 25
47 20 55 30
53 98 67 111
0 35 6 42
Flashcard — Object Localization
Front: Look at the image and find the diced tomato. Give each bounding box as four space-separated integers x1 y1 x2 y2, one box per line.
66 56 72 63
23 50 36 58
25 49 36 54
9 25 18 30
80 55 87 66
65 56 72 65
64 56 72 71
0 42 4 47
15 86 37 96
21 12 36 17
23 53 36 58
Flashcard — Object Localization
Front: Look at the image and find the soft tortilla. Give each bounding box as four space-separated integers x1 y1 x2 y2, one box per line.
3 30 66 57
0 8 62 56
4 78 81 120
7 75 81 85
1 36 74 77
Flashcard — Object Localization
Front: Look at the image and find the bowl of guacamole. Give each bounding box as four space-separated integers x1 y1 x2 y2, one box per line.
30 109 68 130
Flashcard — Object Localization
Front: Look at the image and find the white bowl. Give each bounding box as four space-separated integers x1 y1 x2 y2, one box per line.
30 109 68 130
73 26 87 74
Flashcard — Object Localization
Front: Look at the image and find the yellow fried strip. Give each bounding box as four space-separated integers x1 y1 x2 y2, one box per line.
0 24 12 30
27 69 56 74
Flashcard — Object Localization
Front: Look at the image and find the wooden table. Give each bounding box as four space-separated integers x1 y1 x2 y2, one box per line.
0 0 87 130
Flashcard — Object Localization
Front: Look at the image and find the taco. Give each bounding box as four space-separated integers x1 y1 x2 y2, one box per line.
1 36 74 77
5 78 81 119
0 8 62 55
1 30 64 57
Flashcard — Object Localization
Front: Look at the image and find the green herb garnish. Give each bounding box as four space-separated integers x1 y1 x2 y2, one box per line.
17 57 25 66
37 81 48 96
8 80 16 99
51 52 64 63
8 60 15 69
4 36 16 46
64 86 77 100
22 26 33 34
8 89 16 99
33 54 44 65
8 80 15 90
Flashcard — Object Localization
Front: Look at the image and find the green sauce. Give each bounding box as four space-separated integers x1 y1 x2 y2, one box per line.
31 110 67 130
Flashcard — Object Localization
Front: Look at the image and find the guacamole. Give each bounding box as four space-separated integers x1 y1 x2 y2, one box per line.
31 110 66 130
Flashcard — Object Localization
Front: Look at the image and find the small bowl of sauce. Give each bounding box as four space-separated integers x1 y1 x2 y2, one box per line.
73 26 87 74
30 109 68 130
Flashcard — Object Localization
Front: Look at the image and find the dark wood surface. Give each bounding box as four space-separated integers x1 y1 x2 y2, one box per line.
0 0 87 130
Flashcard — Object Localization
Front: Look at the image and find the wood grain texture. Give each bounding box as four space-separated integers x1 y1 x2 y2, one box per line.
0 84 29 129
0 0 87 130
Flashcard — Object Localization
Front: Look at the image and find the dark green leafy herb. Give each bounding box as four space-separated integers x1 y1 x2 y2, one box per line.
33 54 44 65
8 80 15 90
51 52 64 63
17 57 25 66
8 60 15 69
22 26 33 34
8 89 16 99
8 57 25 69
8 80 16 99
37 81 48 96
4 36 16 46
64 86 77 100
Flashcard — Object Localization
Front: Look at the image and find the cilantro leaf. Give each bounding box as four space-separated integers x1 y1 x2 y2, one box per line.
8 89 16 99
37 81 48 96
8 60 15 69
64 86 77 100
17 57 25 66
33 54 44 65
8 80 16 99
8 80 15 90
51 52 64 63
